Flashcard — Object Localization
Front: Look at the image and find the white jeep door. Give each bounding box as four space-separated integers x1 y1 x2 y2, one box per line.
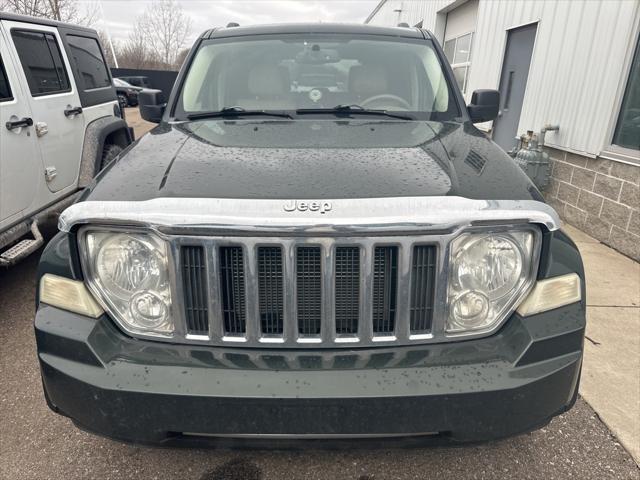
0 28 43 229
3 20 84 193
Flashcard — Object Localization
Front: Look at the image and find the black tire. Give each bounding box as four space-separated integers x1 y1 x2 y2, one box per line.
100 143 123 171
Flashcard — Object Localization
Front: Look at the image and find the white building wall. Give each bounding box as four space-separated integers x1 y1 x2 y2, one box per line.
366 0 451 32
366 0 640 158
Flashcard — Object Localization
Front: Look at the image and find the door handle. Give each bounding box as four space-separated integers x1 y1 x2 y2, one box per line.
5 117 33 131
64 106 83 117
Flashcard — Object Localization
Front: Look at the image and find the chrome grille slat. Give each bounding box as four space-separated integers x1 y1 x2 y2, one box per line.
320 241 336 344
177 236 440 348
282 241 297 343
244 243 261 343
359 243 374 342
394 240 413 342
206 243 221 341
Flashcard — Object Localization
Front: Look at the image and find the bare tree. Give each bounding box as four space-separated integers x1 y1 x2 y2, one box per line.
0 0 98 26
119 25 161 70
138 0 192 69
116 0 191 71
0 0 42 17
46 0 98 24
174 48 190 69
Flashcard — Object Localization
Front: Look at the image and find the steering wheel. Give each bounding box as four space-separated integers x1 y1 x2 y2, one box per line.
360 94 411 110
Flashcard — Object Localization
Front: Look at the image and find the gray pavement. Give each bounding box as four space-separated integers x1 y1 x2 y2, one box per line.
1 236 639 479
565 224 640 462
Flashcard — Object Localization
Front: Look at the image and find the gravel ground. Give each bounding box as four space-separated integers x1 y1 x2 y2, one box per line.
1 245 639 480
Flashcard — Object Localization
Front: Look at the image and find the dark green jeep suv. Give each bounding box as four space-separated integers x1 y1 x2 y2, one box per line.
35 23 585 446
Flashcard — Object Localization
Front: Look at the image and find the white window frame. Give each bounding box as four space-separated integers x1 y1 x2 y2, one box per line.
600 23 640 165
444 31 473 94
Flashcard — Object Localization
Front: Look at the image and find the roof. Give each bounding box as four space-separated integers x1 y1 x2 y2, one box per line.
205 22 425 39
0 11 97 34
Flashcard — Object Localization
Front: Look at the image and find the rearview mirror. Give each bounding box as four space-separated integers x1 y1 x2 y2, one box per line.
139 89 166 123
467 89 500 123
295 46 340 64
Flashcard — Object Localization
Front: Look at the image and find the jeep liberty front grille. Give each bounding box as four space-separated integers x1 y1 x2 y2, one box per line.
174 237 438 348
63 196 558 348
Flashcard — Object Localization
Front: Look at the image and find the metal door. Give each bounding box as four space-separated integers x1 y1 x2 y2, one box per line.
0 28 42 228
4 20 84 193
492 23 537 152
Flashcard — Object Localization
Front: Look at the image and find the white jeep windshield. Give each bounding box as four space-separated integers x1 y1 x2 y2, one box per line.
178 34 459 119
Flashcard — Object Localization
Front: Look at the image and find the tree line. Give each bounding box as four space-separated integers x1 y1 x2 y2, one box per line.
1 0 192 71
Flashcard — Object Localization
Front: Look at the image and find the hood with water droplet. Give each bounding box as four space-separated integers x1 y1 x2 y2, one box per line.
85 120 541 202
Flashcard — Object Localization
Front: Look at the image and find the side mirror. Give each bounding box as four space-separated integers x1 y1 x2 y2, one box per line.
139 89 166 123
467 89 500 123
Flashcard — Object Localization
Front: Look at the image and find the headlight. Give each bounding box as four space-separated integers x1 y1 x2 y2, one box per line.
447 230 537 334
82 230 174 336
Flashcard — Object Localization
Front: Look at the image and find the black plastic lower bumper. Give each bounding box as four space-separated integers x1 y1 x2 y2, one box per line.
36 304 584 446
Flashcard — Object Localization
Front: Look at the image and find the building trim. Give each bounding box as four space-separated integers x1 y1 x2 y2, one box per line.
601 3 640 162
504 19 542 32
599 146 640 167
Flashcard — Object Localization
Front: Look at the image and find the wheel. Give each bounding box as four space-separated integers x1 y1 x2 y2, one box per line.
100 143 123 171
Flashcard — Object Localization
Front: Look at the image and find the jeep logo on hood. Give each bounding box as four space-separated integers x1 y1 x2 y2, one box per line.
283 200 332 214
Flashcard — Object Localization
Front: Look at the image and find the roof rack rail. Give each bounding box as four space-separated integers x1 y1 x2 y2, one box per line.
226 22 240 28
397 22 410 28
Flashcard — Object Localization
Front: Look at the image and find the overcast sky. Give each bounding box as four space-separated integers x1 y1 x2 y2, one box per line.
93 0 380 45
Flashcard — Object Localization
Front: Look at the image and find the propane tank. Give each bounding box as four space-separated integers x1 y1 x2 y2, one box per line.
512 126 557 191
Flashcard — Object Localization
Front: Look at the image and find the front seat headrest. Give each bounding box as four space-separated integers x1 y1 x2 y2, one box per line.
349 65 388 96
248 65 290 97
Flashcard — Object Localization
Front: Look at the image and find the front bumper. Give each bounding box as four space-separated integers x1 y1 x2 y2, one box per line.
36 302 584 446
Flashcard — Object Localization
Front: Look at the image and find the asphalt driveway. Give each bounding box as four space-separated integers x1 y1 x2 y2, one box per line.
1 243 639 479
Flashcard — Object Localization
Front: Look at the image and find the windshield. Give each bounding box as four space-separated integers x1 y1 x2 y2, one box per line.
114 78 132 87
177 34 460 120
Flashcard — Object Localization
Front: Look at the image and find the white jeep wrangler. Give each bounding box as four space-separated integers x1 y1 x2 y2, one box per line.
0 12 132 265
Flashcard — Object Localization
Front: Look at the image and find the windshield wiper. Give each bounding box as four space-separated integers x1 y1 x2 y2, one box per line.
296 105 414 121
186 106 293 120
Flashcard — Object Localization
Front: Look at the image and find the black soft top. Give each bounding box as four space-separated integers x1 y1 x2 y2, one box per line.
203 22 429 40
0 11 97 34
